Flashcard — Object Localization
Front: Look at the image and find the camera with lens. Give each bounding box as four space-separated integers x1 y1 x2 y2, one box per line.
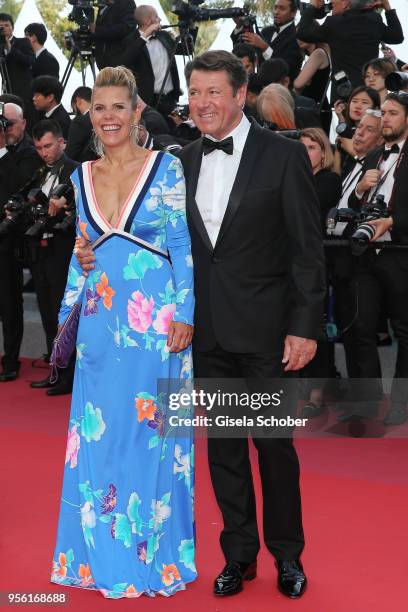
0 195 30 237
333 70 353 102
385 71 408 92
171 0 254 27
25 184 73 239
0 26 7 55
0 101 12 131
298 1 332 15
66 0 106 51
263 122 302 140
326 194 389 255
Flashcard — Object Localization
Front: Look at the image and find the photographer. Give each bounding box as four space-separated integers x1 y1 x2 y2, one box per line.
66 86 97 162
32 76 71 141
22 120 78 395
233 0 302 84
92 0 136 69
24 23 59 79
232 42 258 75
0 103 41 383
347 92 408 425
297 0 404 103
121 6 182 117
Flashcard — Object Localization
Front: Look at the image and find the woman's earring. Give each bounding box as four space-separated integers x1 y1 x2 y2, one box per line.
130 123 141 146
91 129 105 158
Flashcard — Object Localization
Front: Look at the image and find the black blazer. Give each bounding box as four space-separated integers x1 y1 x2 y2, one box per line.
314 168 342 231
44 105 72 141
297 7 404 101
66 112 98 162
121 30 181 106
94 0 136 69
348 140 408 241
261 23 303 84
32 49 60 79
5 36 35 102
178 121 326 352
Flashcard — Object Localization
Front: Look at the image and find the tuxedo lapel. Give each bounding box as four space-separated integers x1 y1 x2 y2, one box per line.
271 23 292 49
214 122 261 249
185 140 214 252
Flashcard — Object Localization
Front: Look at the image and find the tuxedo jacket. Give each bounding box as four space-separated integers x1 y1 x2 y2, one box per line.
32 49 60 79
5 37 34 101
94 0 136 69
44 106 72 141
348 139 408 241
261 23 303 84
121 30 181 106
66 112 98 163
178 121 326 352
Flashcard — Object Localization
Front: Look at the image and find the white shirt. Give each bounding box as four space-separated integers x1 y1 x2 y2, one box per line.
45 103 61 118
329 159 364 236
263 21 294 61
142 34 173 95
35 47 45 58
196 114 251 248
0 147 7 159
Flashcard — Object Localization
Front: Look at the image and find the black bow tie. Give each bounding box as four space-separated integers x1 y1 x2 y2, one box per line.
202 136 233 156
273 25 280 34
382 144 399 161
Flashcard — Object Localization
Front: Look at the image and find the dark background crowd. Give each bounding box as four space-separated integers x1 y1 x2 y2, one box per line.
1 0 408 424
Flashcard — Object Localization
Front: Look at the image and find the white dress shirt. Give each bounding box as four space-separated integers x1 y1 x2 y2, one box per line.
45 103 61 118
35 47 45 58
196 114 251 248
141 34 173 95
263 21 294 61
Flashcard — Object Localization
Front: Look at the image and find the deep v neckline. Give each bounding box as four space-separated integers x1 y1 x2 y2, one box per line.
88 152 153 230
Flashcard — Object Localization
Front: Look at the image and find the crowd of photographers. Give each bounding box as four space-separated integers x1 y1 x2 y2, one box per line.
0 0 408 424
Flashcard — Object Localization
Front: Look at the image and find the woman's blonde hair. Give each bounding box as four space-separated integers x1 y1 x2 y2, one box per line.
257 84 295 130
92 66 138 109
300 127 334 170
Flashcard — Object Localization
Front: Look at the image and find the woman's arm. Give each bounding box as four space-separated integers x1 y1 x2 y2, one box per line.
293 48 328 93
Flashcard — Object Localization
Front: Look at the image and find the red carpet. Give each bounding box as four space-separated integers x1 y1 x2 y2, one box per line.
1 359 408 611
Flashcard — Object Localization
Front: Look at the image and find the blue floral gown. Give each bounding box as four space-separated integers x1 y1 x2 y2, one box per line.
51 152 196 598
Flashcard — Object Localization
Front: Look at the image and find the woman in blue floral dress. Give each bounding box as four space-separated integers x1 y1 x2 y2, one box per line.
51 67 196 598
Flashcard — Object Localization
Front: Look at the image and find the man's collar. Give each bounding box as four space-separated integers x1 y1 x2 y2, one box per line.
35 46 45 58
45 103 60 118
204 113 250 153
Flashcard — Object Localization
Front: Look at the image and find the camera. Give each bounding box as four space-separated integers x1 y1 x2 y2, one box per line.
333 70 353 102
336 122 356 140
171 1 254 27
0 195 29 237
326 194 389 255
65 0 106 52
0 101 12 130
25 184 73 239
385 71 408 92
298 1 332 15
0 25 6 54
263 122 302 140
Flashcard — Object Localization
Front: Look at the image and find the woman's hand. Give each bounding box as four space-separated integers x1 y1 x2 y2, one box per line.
336 136 355 156
167 322 193 353
333 100 346 123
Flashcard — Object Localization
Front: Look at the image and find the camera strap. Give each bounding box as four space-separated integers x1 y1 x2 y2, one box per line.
341 159 363 199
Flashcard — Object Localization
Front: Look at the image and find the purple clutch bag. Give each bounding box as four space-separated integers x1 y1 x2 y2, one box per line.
50 302 81 381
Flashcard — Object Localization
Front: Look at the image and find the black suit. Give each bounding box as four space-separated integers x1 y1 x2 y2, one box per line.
94 0 136 69
178 121 325 562
44 105 72 141
121 29 181 109
260 23 303 84
0 135 42 373
66 112 98 162
297 7 404 102
32 48 60 79
347 140 408 406
4 36 34 101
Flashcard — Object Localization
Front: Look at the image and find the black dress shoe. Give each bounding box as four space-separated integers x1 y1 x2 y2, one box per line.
0 370 19 382
301 400 327 419
213 560 257 596
30 376 54 389
276 559 307 598
46 383 72 396
384 404 408 426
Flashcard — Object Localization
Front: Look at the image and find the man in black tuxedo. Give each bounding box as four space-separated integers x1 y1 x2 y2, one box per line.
297 0 404 103
347 92 408 425
121 5 182 117
180 51 325 598
32 76 71 141
0 102 41 383
234 0 302 84
0 13 34 114
66 86 97 163
92 0 136 69
24 23 59 79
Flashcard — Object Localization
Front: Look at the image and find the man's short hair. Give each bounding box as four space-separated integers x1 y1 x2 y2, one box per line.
287 0 299 12
0 93 24 112
32 76 63 104
232 43 257 65
0 13 13 26
247 73 263 95
385 91 408 117
258 58 289 88
24 23 48 45
185 50 248 95
32 119 63 141
71 86 92 105
135 5 155 27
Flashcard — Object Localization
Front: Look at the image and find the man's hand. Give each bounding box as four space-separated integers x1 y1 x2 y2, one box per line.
310 0 325 8
282 335 317 372
48 196 68 217
336 136 355 156
75 236 95 277
0 128 6 149
356 169 383 196
167 321 193 353
241 32 268 51
140 21 161 39
382 0 391 11
89 23 96 33
401 63 408 72
367 217 393 241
